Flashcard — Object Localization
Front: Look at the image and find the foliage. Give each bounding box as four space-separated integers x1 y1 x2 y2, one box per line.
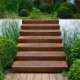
5 0 18 12
53 0 61 12
0 61 5 80
40 3 53 13
29 7 43 19
1 20 20 43
33 0 42 9
61 2 77 13
69 38 80 64
0 36 17 69
67 59 80 80
0 0 5 18
18 0 33 12
57 7 72 18
18 9 30 17
62 25 80 65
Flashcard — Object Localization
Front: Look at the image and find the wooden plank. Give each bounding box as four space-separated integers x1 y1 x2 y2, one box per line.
64 77 68 80
6 73 13 80
27 73 34 80
49 74 57 80
56 74 64 80
12 74 20 80
19 73 27 80
34 74 42 80
42 74 49 80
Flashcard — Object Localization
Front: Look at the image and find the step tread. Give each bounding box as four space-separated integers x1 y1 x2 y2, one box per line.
17 51 65 57
22 24 59 26
18 43 63 47
19 36 62 39
22 20 59 24
12 61 68 68
20 30 60 32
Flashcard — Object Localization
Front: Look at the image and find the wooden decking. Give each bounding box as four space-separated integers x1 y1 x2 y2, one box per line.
6 73 67 80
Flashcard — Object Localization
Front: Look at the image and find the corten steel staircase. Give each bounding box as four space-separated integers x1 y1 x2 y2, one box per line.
12 20 68 73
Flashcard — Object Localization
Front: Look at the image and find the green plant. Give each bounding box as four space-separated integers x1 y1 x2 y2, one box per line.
0 0 5 18
33 0 42 9
18 0 32 12
40 3 53 13
5 0 18 12
61 2 77 13
0 36 17 69
29 7 43 19
18 9 30 16
1 20 20 43
57 7 72 18
62 25 80 65
53 0 61 12
67 59 80 80
0 5 5 18
69 38 80 64
0 61 5 80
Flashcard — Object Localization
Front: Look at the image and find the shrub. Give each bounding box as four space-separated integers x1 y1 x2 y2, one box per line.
0 61 5 80
67 59 80 80
0 1 5 18
53 0 61 12
62 24 80 65
61 2 77 13
33 0 42 9
18 9 30 16
1 20 20 43
0 36 17 69
5 0 18 12
57 7 72 18
69 38 80 64
40 3 53 13
30 8 43 19
18 0 32 12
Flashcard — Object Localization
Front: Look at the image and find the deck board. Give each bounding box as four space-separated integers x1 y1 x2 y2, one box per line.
27 73 34 80
34 74 42 80
49 74 57 80
5 73 67 80
42 74 49 80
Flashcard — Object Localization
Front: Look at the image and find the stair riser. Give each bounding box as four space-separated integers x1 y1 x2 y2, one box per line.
18 39 62 43
12 67 67 73
18 47 64 51
16 57 66 61
20 32 61 36
21 25 60 30
22 20 59 24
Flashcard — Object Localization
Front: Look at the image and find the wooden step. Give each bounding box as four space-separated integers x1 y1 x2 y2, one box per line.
12 61 68 73
21 24 60 29
17 43 64 51
20 30 61 36
18 36 62 43
22 20 59 24
16 51 66 61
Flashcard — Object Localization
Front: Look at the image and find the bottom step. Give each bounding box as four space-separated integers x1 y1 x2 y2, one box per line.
12 61 68 73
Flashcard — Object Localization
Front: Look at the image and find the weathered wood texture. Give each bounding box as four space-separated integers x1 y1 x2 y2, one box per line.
5 73 68 80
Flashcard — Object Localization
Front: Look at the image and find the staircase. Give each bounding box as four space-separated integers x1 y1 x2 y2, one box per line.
12 19 68 73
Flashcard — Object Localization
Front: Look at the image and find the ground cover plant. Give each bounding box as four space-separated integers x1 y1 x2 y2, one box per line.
0 36 17 69
0 61 5 80
66 59 80 80
62 21 80 65
1 20 20 43
61 21 80 80
0 0 80 19
0 20 20 80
